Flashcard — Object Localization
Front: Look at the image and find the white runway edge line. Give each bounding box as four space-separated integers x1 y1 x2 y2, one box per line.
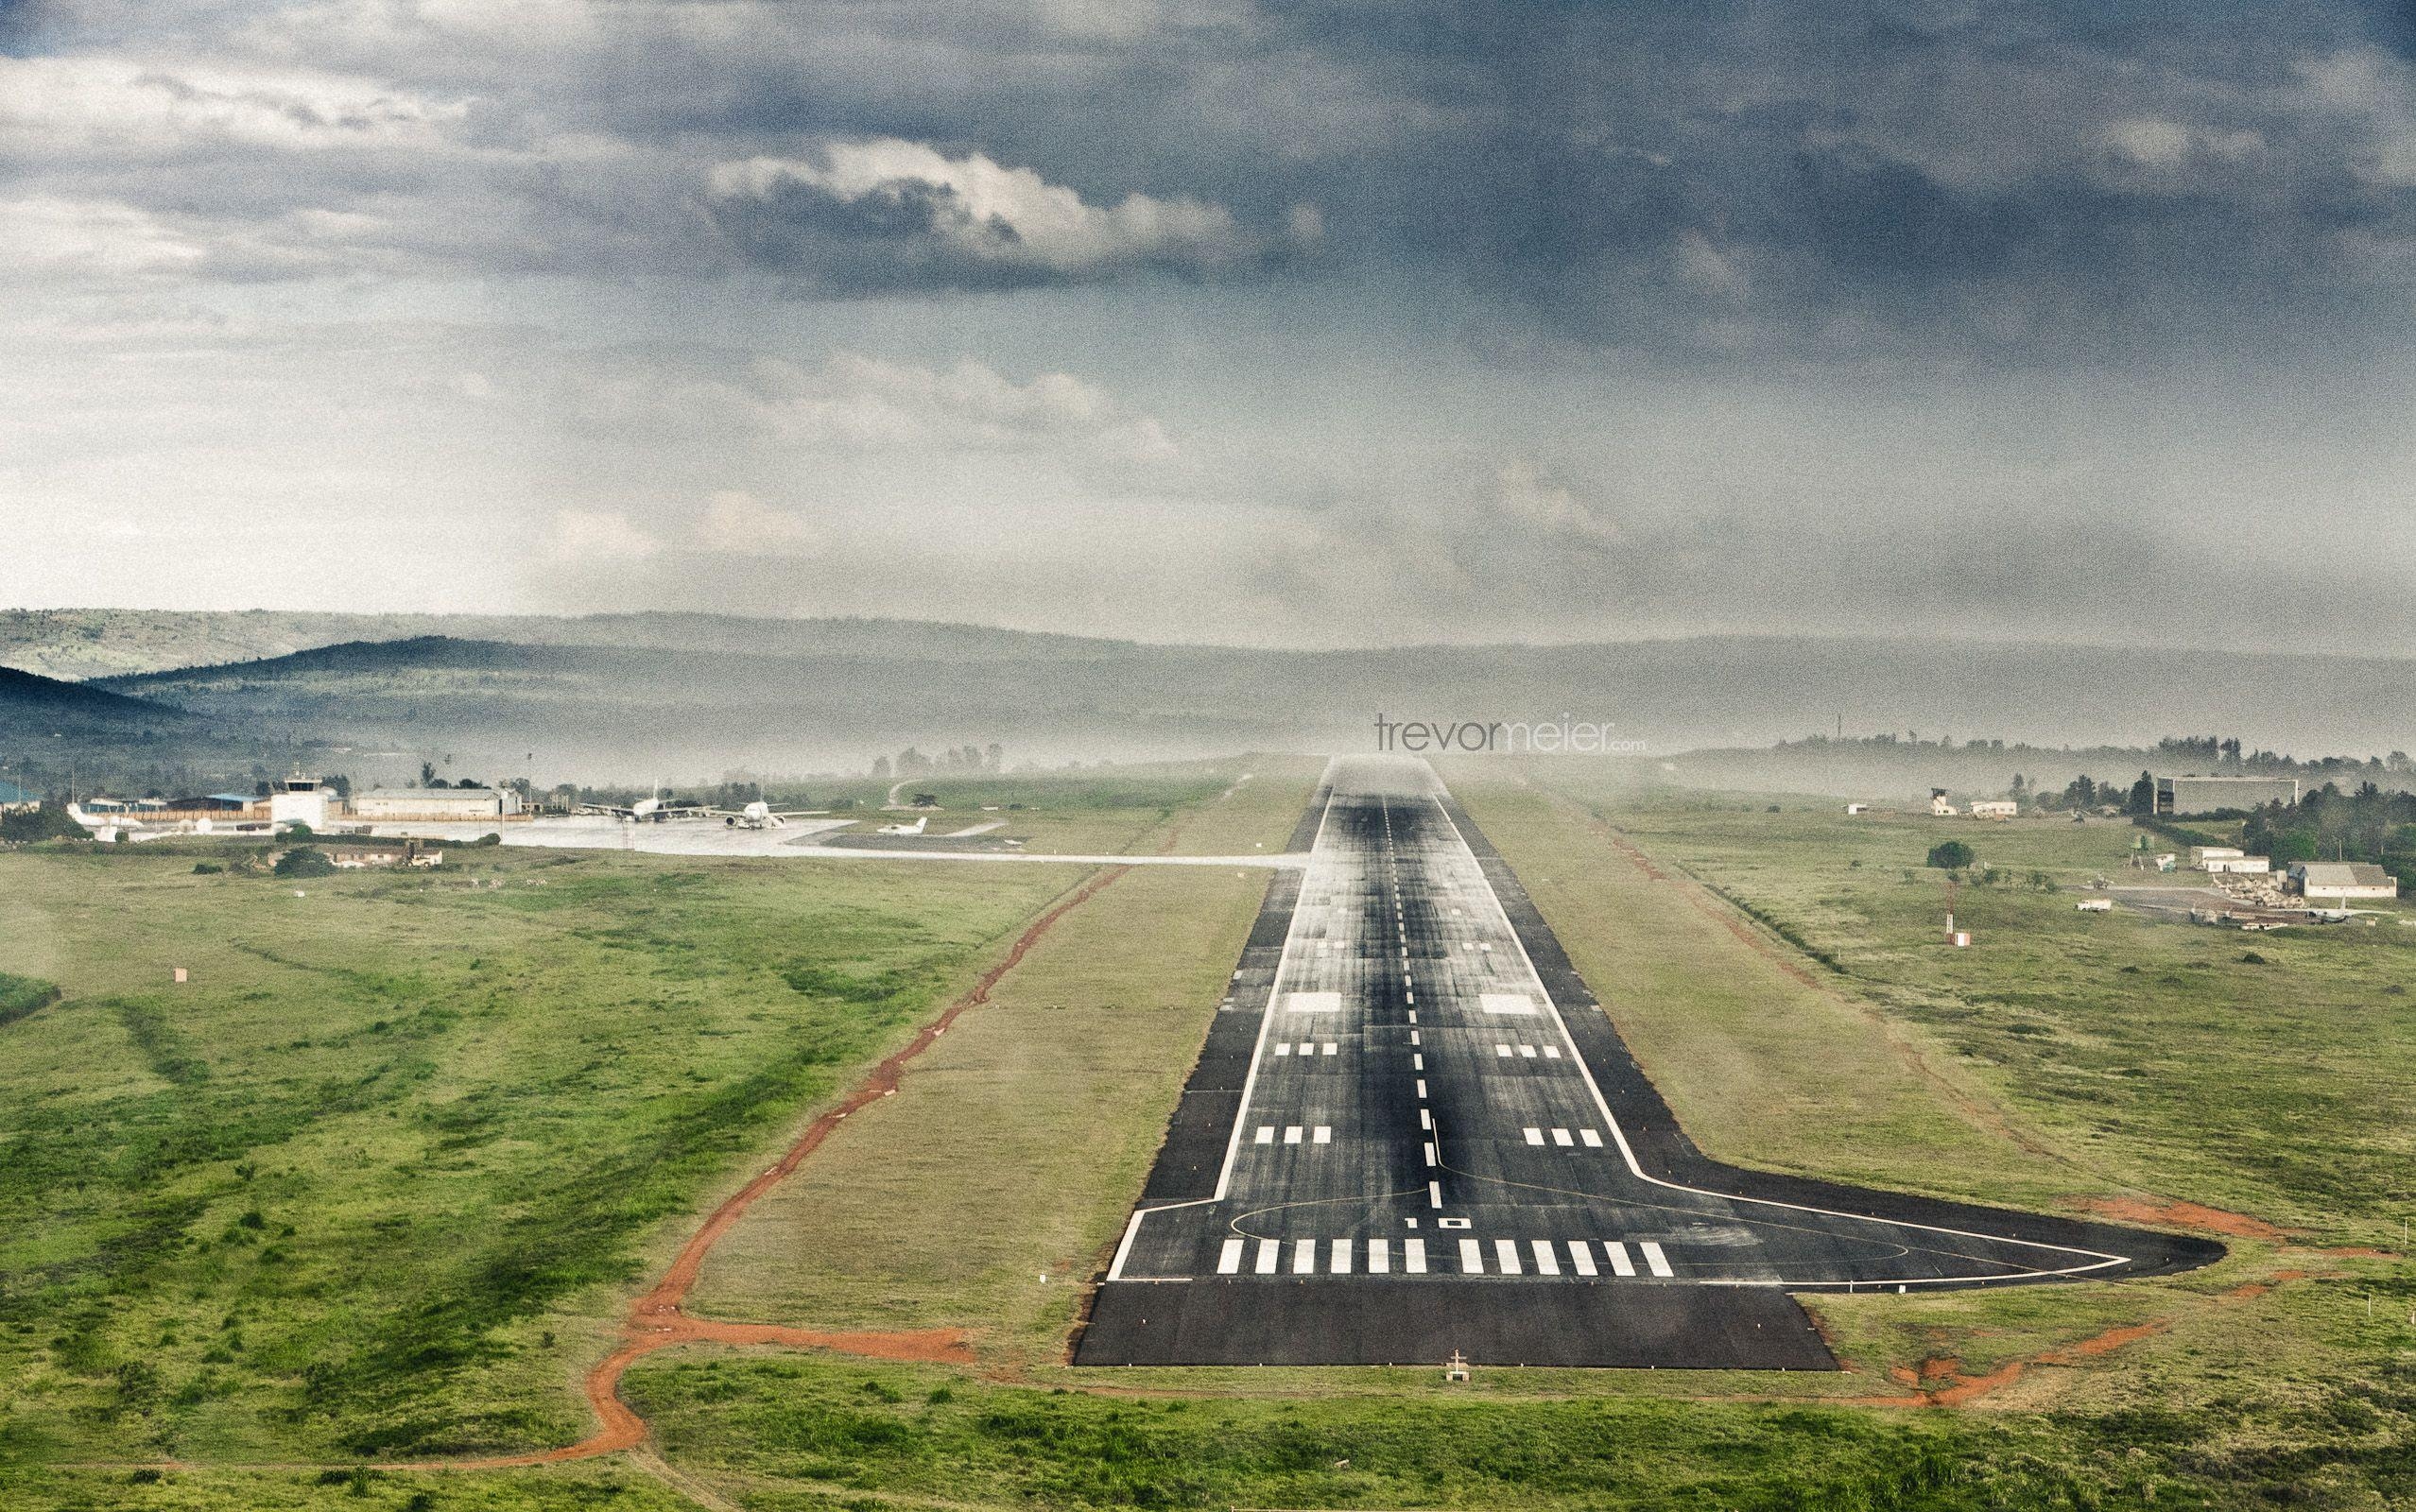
1106 761 1342 1283
1416 773 2137 1289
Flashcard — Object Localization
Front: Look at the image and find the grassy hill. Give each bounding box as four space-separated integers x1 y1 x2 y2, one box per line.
0 665 206 753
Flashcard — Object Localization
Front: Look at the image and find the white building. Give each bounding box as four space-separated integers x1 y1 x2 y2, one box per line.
2287 862 2398 902
1968 799 2018 819
2189 846 2243 867
2204 856 2271 875
1929 788 1956 816
268 774 333 831
351 786 521 821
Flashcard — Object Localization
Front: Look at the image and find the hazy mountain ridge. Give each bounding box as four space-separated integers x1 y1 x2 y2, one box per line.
0 665 226 774
0 610 1139 682
58 623 2416 788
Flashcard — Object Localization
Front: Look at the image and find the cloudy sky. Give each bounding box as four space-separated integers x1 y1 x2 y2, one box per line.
7 0 2416 648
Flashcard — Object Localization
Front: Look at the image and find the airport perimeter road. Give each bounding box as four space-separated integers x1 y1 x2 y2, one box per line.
1078 756 2221 1369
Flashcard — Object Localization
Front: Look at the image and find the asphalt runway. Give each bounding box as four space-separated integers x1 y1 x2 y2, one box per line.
1078 756 2222 1369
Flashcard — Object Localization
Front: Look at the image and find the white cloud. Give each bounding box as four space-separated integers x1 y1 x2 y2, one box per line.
0 197 206 279
706 139 1287 285
700 490 820 556
2295 49 2416 188
0 55 468 160
544 507 660 561
2097 118 2264 174
574 350 1182 470
1494 460 1620 548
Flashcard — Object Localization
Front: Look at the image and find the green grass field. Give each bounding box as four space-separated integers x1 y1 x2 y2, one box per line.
0 842 1091 1461
6 754 2411 1511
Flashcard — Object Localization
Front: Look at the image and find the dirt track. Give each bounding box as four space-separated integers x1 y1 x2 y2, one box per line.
388 861 1134 1471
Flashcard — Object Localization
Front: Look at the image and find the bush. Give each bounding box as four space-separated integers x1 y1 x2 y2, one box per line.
273 847 336 878
0 801 84 843
193 861 224 874
1925 840 1975 869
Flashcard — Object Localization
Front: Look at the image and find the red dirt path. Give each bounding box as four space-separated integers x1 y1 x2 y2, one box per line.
392 863 1133 1470
2069 1196 2287 1240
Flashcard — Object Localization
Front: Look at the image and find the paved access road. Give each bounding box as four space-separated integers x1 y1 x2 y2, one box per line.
1079 756 2220 1368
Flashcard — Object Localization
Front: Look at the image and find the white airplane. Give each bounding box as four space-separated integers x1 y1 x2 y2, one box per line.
581 793 709 823
712 800 822 830
874 816 928 836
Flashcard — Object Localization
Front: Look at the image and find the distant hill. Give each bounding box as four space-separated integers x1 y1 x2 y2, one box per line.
0 665 196 728
77 625 2416 786
0 665 211 777
0 609 1133 681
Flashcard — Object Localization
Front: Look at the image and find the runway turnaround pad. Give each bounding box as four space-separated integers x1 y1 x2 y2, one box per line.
1075 757 2220 1370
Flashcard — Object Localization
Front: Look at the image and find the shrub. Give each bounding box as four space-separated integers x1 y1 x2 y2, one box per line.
0 801 84 843
273 847 336 878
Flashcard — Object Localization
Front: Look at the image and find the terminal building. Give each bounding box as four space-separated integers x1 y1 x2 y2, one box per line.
2154 775 2301 816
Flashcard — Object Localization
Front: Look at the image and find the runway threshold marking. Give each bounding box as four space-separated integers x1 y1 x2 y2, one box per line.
1641 1241 1675 1278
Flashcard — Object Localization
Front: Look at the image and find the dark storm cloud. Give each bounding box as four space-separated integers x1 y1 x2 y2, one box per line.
20 0 2414 360
1347 0 2416 362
